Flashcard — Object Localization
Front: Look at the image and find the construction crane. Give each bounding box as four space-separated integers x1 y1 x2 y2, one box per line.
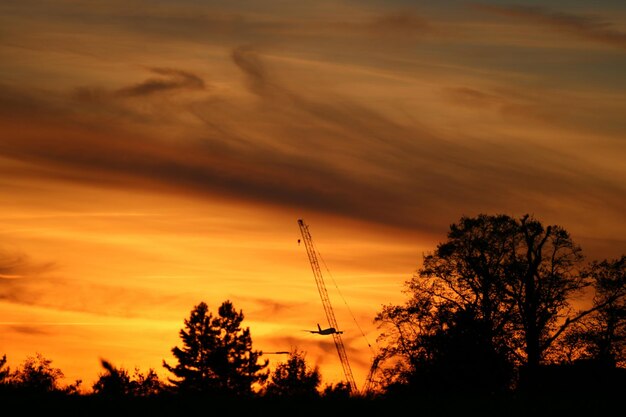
362 355 381 395
297 219 358 393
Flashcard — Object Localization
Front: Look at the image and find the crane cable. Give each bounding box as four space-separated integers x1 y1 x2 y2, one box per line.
315 247 376 356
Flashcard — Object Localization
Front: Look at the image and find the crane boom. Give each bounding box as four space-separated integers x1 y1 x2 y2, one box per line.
297 219 357 393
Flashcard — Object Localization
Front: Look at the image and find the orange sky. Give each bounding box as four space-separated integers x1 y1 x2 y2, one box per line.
1 0 625 391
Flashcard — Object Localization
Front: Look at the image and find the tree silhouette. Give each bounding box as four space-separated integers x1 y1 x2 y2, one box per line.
131 367 165 397
92 359 132 397
321 381 352 399
264 349 320 398
563 257 626 366
163 300 268 396
585 256 626 366
375 213 616 393
0 354 12 395
511 215 587 388
0 355 9 383
92 359 164 397
376 292 512 394
10 353 80 394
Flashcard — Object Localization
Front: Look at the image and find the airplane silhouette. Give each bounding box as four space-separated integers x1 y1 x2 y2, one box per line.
305 323 343 335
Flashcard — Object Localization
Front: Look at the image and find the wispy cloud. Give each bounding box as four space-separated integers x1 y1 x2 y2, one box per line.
474 4 626 50
4 325 49 335
1 48 624 235
115 68 206 97
0 249 54 279
237 296 303 318
0 249 184 317
365 11 431 37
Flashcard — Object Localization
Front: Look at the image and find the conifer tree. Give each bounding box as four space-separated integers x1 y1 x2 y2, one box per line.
163 300 268 395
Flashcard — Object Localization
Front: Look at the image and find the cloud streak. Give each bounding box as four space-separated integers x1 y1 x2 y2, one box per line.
0 249 54 279
0 48 624 236
475 4 626 50
0 249 185 318
115 68 206 97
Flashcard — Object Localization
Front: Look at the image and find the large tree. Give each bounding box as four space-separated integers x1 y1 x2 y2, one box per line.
163 300 268 396
376 213 618 392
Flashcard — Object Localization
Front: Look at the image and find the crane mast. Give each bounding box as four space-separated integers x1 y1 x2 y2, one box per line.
297 219 357 393
362 355 380 395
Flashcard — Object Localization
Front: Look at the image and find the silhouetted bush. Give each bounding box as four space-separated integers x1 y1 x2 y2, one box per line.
92 359 164 397
264 349 321 398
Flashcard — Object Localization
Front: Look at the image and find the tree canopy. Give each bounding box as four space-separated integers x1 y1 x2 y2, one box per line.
375 213 626 393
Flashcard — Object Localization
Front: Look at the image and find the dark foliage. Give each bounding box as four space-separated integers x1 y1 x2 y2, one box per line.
163 300 268 396
562 256 626 366
375 213 625 395
92 359 164 397
0 353 81 395
0 354 9 383
321 381 352 399
264 349 321 398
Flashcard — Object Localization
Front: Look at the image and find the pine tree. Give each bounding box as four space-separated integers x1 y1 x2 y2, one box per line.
163 300 268 396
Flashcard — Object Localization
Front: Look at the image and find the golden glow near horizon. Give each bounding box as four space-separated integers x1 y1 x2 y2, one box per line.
1 0 625 390
1 181 423 388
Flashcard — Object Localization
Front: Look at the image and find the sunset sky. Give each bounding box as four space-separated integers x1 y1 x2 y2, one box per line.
1 0 625 391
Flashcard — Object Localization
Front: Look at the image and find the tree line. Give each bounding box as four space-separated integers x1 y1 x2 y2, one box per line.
1 213 625 409
0 301 340 400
